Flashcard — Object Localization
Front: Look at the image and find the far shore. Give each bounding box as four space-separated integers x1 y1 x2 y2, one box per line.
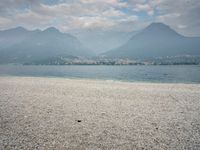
0 76 200 149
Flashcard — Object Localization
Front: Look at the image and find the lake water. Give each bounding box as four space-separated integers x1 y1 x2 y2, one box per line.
0 65 200 83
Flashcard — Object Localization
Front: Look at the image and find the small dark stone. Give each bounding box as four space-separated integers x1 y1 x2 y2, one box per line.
77 120 81 122
156 127 158 130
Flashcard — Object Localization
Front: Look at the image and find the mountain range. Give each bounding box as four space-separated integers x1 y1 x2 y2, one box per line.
104 23 200 59
0 22 200 64
0 27 91 63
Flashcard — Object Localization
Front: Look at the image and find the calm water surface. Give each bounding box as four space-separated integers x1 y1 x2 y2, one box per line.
0 65 200 83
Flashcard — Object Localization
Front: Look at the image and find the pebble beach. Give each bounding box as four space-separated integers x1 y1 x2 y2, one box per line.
0 76 200 149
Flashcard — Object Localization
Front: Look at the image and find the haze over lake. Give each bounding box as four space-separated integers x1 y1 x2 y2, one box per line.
0 65 200 83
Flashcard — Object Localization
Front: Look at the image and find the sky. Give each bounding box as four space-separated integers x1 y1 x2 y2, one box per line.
0 0 200 36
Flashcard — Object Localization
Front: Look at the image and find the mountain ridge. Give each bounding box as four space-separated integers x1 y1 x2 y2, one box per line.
0 26 92 63
1 23 200 64
103 22 200 59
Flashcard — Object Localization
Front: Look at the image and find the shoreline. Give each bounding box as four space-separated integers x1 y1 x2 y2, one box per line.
0 76 200 149
0 75 200 85
0 64 200 84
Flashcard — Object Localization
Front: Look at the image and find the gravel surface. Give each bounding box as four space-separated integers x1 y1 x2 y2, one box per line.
0 76 200 150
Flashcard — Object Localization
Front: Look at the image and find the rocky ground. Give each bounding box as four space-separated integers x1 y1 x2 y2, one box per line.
0 76 200 149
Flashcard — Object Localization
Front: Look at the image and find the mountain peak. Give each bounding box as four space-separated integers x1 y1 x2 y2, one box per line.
0 26 28 35
149 22 169 27
146 22 171 30
15 26 27 30
8 26 27 32
44 27 60 33
140 22 181 37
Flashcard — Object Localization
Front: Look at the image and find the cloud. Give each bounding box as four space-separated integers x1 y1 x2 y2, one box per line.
0 0 199 36
154 0 200 36
0 0 137 31
0 17 11 27
70 16 116 29
125 0 200 36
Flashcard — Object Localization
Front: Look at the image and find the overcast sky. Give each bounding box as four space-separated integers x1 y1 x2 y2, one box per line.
0 0 200 36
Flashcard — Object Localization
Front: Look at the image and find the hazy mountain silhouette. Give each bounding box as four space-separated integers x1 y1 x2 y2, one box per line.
0 27 91 63
103 23 200 59
70 29 137 54
1 23 200 64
